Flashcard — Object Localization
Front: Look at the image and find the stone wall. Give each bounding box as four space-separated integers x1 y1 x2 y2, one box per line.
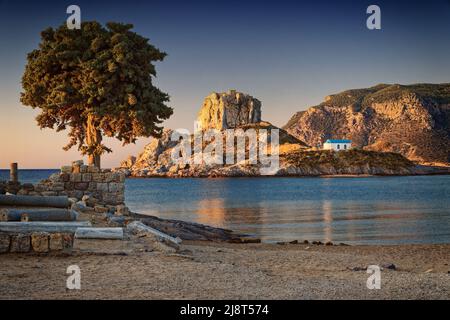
0 232 74 254
1 160 126 207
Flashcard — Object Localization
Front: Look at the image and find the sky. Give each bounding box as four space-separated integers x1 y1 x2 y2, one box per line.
0 0 450 168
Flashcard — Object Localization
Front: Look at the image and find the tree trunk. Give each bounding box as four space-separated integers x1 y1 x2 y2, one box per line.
86 114 102 168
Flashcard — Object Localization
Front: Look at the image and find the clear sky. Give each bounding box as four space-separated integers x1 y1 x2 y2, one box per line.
1 0 450 168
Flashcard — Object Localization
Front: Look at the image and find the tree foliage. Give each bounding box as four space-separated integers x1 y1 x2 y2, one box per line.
21 21 173 166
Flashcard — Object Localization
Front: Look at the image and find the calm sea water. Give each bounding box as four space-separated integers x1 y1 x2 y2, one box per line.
1 170 449 245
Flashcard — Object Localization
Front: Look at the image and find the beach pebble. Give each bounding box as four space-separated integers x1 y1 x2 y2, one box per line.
325 241 333 246
349 266 367 272
382 263 396 270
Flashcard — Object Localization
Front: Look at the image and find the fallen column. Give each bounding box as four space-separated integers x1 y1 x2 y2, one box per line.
0 208 78 222
0 195 70 208
75 227 124 240
127 220 182 245
0 221 91 234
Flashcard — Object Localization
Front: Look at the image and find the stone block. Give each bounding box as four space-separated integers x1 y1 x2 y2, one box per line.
69 190 84 200
61 166 73 174
108 182 124 193
80 165 88 173
49 233 64 251
82 173 92 182
72 165 81 174
10 234 31 253
64 182 75 190
118 173 126 183
104 172 114 182
31 232 50 253
87 165 100 173
49 182 65 192
75 182 89 191
0 234 10 253
92 173 104 182
88 182 97 191
97 183 109 192
22 183 35 191
70 173 82 182
62 233 74 249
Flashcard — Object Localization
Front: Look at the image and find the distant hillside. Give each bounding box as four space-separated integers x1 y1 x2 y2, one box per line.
284 83 450 164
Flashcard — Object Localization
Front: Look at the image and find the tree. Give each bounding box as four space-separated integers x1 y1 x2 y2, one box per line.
21 21 173 168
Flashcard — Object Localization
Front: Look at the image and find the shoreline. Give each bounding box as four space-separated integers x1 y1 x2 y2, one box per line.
1 241 449 299
125 171 450 179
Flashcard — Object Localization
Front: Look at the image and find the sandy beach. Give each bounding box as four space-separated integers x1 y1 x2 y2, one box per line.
1 241 449 300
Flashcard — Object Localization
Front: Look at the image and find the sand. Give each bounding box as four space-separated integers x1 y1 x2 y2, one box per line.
1 241 449 300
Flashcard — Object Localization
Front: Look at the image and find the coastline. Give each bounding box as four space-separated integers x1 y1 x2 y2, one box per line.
125 170 450 179
1 241 449 299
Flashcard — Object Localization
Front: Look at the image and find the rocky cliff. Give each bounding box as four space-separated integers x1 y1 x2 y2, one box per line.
197 90 262 130
116 90 443 177
283 83 450 164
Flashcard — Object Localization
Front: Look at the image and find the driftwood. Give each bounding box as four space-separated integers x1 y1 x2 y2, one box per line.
0 208 77 222
127 221 182 245
75 227 124 240
0 195 69 208
134 214 251 242
0 221 91 234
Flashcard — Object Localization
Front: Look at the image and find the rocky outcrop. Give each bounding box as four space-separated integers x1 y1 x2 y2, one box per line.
283 83 450 164
115 89 445 178
197 90 262 130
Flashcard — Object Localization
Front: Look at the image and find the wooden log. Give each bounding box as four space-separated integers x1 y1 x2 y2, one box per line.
0 208 77 222
75 227 124 240
0 195 69 208
10 163 18 183
127 220 182 245
0 221 91 234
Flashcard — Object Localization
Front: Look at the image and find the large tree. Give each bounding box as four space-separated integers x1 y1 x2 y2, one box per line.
21 21 172 168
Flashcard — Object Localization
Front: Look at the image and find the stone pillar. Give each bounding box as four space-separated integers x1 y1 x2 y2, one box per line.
10 163 18 183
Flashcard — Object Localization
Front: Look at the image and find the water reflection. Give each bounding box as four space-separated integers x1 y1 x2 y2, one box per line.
125 176 450 245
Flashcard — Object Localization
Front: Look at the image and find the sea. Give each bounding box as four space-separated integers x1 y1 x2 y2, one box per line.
1 169 449 245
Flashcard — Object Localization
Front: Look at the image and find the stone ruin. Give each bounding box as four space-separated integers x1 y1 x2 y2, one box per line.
1 160 126 207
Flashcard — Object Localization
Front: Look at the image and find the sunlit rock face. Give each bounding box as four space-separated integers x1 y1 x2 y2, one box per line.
196 90 262 131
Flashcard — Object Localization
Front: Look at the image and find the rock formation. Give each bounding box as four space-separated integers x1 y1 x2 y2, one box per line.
283 83 450 164
196 90 262 130
115 89 448 177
